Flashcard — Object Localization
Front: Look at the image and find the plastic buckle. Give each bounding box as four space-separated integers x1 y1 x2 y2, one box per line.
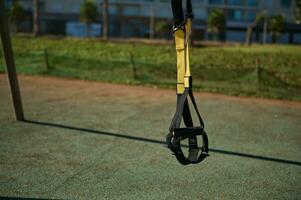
172 21 186 33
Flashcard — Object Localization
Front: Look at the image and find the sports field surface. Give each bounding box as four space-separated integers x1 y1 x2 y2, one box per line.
1 74 301 199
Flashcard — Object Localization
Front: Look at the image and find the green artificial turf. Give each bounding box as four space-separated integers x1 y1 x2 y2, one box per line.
0 75 300 199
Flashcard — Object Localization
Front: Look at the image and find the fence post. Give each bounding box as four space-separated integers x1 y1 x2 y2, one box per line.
44 48 49 71
0 1 24 121
255 58 261 91
130 51 138 80
102 0 109 40
149 5 155 39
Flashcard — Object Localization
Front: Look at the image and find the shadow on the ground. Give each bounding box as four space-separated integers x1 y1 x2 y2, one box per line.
0 197 61 200
24 119 301 167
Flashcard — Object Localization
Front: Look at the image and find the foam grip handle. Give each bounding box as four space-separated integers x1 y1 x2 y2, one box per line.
173 126 204 138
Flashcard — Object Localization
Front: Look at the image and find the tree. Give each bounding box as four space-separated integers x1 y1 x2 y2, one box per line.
102 0 108 40
207 9 226 41
8 0 25 33
33 0 40 36
246 11 268 45
255 11 268 44
80 0 98 37
245 25 253 45
269 14 286 43
296 0 301 24
255 11 267 24
154 20 170 38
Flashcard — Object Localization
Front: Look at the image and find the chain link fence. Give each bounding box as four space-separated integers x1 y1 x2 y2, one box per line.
0 50 300 100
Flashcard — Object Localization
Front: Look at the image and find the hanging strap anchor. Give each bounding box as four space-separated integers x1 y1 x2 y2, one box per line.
166 1 209 165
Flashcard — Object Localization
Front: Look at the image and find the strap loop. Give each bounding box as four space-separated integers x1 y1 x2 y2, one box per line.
166 89 209 165
168 1 208 165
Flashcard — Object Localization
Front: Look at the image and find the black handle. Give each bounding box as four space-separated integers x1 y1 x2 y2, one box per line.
173 126 204 138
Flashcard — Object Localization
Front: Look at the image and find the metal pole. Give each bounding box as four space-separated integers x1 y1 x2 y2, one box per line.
102 0 109 40
149 5 155 39
263 17 267 44
33 0 40 36
0 0 25 121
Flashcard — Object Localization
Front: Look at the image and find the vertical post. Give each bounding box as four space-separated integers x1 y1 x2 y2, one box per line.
245 25 253 46
149 5 155 39
33 0 40 36
102 0 109 40
256 58 261 91
0 1 25 121
289 32 294 44
44 48 49 71
130 50 137 80
263 16 267 44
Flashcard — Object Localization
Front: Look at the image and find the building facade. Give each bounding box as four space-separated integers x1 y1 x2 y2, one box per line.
5 0 301 43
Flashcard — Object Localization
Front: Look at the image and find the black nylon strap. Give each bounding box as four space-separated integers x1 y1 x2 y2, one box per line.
173 127 204 137
169 89 189 132
166 130 208 165
171 0 194 25
188 89 205 128
171 0 184 26
186 0 194 19
168 89 202 131
166 88 208 165
183 99 193 127
186 0 192 13
182 98 199 161
168 1 208 165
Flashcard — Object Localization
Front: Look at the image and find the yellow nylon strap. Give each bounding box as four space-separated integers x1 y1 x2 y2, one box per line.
174 20 192 94
175 28 185 94
184 19 191 88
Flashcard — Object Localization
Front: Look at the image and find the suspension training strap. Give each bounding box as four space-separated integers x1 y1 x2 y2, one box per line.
171 0 184 26
166 0 209 165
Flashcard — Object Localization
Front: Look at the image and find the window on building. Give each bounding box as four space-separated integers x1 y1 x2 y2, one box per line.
109 5 118 15
192 0 204 4
228 9 244 21
4 0 13 8
247 0 258 7
263 0 273 7
227 0 244 6
71 4 81 13
194 8 206 19
51 4 63 13
123 6 140 16
281 0 292 8
128 0 152 1
246 11 256 21
208 0 224 5
40 1 46 12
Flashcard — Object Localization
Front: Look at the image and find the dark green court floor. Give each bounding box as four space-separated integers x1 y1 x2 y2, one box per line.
1 74 301 200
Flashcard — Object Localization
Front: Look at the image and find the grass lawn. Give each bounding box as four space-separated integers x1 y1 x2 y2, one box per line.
0 36 300 100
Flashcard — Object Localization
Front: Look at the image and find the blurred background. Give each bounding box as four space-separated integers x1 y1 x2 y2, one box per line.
1 2 301 199
1 0 301 101
3 0 301 43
